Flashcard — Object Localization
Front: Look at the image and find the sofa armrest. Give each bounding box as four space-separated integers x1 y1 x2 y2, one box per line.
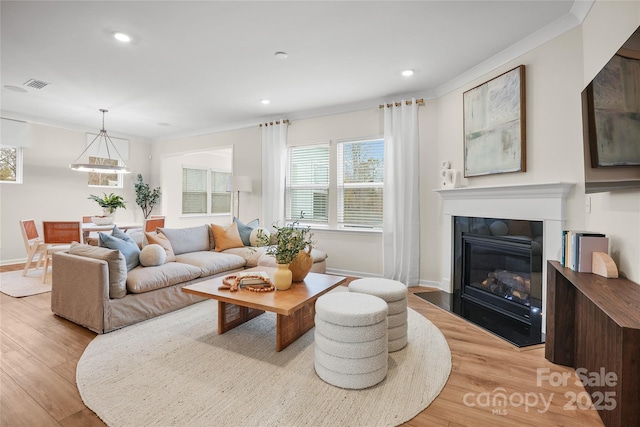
51 252 110 333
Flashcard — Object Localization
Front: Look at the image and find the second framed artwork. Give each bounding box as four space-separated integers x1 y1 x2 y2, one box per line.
463 65 526 177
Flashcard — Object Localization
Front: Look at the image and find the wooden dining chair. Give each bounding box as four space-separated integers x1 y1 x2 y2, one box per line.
19 219 49 277
144 216 165 233
40 221 83 283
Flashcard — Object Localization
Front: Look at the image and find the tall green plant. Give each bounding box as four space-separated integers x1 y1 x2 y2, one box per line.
134 174 161 219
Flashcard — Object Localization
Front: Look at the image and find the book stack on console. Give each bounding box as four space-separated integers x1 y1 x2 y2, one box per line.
238 271 270 287
561 230 609 273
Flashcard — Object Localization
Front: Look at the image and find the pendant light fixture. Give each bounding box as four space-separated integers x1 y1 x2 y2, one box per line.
69 109 131 174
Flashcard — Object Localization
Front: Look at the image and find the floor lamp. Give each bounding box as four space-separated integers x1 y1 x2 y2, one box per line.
226 176 252 219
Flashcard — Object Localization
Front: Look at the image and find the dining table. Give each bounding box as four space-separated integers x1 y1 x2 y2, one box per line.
81 222 142 241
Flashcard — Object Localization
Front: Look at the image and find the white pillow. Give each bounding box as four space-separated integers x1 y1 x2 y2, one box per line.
139 244 167 267
250 227 271 247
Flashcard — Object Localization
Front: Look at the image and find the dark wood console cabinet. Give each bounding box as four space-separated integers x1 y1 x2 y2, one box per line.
546 261 640 427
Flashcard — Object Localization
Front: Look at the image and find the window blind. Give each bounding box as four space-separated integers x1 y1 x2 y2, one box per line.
210 170 231 214
337 139 384 228
286 144 329 222
182 168 207 214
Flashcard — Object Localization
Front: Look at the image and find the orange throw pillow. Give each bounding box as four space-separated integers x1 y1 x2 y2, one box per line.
211 223 245 252
145 232 176 262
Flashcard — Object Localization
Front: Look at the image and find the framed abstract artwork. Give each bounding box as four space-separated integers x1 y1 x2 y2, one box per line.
585 52 640 168
463 65 526 177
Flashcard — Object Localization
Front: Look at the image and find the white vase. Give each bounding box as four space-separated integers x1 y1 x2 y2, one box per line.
273 263 292 291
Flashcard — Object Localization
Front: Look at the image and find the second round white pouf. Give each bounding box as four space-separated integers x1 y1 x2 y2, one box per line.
348 278 409 352
314 292 389 389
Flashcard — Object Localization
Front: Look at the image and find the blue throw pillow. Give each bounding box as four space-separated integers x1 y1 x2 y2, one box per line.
99 232 141 271
112 225 135 243
234 217 259 246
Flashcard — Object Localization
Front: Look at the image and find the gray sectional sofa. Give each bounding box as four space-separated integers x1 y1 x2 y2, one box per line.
51 224 327 333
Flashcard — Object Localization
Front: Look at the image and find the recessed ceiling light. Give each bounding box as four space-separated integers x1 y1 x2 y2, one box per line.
113 32 132 43
274 51 288 59
401 69 415 77
260 99 271 105
3 85 28 93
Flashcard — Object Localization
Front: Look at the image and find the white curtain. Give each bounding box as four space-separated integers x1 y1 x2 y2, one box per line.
383 99 420 285
261 121 288 231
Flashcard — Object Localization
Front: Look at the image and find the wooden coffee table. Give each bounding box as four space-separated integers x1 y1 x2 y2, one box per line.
182 267 346 351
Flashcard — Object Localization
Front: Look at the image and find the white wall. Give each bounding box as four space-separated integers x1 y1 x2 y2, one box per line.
0 123 152 263
581 0 640 281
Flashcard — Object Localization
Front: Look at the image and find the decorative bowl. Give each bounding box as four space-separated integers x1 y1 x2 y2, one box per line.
91 216 114 225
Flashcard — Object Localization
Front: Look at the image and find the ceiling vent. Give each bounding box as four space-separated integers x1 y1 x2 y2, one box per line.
23 79 49 89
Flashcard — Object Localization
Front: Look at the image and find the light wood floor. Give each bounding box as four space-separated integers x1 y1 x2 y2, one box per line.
0 264 605 427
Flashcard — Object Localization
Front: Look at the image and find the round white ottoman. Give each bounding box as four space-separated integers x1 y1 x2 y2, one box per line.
348 278 408 352
314 292 388 389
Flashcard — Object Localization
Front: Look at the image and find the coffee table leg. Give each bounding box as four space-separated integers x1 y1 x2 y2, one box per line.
276 300 316 351
218 301 264 334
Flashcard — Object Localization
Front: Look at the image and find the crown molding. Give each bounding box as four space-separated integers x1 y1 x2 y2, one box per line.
434 0 595 98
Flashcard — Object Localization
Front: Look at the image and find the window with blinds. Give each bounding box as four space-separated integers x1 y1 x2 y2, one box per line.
182 167 231 215
337 139 384 228
285 144 329 222
211 170 231 214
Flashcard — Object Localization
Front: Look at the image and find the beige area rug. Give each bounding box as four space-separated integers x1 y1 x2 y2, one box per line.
77 296 452 427
0 268 51 297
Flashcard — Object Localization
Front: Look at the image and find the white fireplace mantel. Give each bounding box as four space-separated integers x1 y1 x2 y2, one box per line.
435 182 575 305
435 182 575 221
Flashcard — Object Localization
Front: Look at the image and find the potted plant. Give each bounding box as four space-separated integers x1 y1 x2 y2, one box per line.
88 193 126 224
134 174 161 219
266 222 314 290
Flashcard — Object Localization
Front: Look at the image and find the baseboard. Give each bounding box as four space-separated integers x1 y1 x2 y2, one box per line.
325 268 382 279
0 257 26 267
326 268 444 289
417 279 444 290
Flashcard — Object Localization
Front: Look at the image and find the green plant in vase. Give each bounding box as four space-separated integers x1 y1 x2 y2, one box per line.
88 192 126 215
266 221 314 289
88 193 126 225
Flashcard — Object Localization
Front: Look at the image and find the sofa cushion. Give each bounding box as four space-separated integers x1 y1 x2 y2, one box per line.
99 232 141 271
221 247 264 268
69 242 127 299
145 232 176 262
211 223 244 252
139 244 166 267
233 217 259 246
126 262 202 294
174 251 246 276
158 225 210 255
126 230 145 249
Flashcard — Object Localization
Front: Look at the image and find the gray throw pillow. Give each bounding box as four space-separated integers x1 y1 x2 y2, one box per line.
158 224 210 255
